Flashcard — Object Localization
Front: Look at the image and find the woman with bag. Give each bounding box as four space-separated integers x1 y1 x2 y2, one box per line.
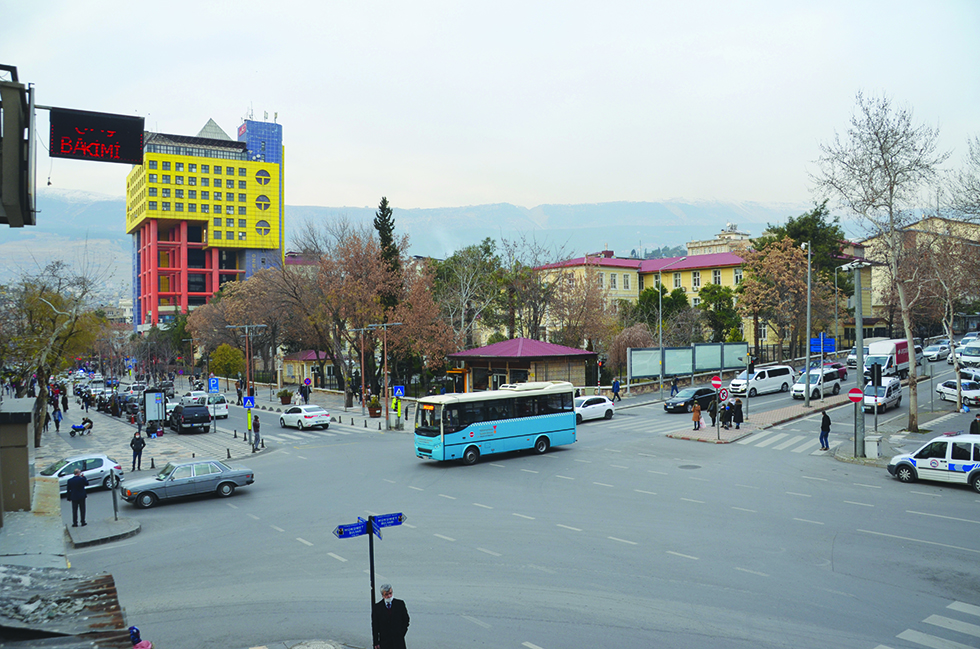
692 402 702 430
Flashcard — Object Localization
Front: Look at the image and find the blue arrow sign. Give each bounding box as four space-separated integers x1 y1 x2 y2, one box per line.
209 378 220 393
374 512 406 528
333 522 367 539
393 386 405 397
243 396 255 409
810 337 836 353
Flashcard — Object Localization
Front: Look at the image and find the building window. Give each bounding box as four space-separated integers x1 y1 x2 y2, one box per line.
734 268 743 284
610 274 617 289
201 191 209 200
692 297 701 307
624 274 630 290
226 218 234 227
176 163 184 171
214 166 221 174
162 162 171 171
201 164 209 173
201 204 209 213
189 164 197 172
226 205 235 214
162 202 171 211
226 166 235 175
175 203 184 212
148 201 157 210
238 206 247 215
256 169 271 185
238 219 246 228
148 174 157 183
692 271 701 289
238 167 246 176
175 189 184 198
239 180 246 189
598 273 604 288
255 195 271 210
238 231 246 240
256 220 271 235
189 177 197 186
148 187 157 197
162 174 170 184
148 160 158 170
214 217 222 227
162 188 171 198
188 203 196 213
238 193 246 202
201 178 209 187
639 275 644 291
673 272 682 289
189 190 196 199
213 231 222 240
713 269 721 284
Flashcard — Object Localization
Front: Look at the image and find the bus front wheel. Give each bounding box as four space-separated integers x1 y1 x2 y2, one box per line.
463 447 480 466
534 437 550 454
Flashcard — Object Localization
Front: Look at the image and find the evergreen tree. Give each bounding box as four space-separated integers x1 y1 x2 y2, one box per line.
373 196 402 310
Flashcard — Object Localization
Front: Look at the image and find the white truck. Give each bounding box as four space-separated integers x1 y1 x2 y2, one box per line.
863 338 911 381
847 337 888 368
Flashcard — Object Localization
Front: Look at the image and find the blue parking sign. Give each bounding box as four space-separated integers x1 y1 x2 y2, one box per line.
209 377 220 393
243 396 255 409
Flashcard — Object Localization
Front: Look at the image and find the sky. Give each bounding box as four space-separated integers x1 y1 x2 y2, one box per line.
2 0 978 210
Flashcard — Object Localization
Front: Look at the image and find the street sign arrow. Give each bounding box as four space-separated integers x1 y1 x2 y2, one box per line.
334 521 367 539
373 512 406 528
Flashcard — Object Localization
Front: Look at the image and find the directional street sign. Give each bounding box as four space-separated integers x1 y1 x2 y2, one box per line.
373 512 406 528
811 336 837 353
393 386 405 397
335 512 406 541
209 377 220 393
333 521 367 539
243 396 255 409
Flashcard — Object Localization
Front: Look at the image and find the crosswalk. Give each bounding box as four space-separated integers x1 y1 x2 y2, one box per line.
736 429 841 455
262 423 366 444
875 600 980 649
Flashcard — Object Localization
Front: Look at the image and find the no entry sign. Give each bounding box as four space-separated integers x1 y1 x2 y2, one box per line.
848 388 863 403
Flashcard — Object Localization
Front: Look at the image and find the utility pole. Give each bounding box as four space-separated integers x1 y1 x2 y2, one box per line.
226 324 267 430
351 327 372 417
368 322 403 428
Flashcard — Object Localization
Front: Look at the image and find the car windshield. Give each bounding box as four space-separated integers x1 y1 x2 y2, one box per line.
735 372 755 380
864 385 886 397
674 389 698 399
303 407 327 414
574 397 588 407
865 356 889 367
924 345 942 353
961 346 980 358
156 462 177 480
414 403 441 437
40 459 70 476
963 381 980 391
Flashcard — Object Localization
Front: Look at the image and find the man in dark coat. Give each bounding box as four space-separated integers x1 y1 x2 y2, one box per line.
66 468 88 527
969 413 980 436
732 399 744 430
373 583 410 649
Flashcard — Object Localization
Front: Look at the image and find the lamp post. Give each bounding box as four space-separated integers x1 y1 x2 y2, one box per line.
834 265 839 354
368 322 403 428
226 324 267 432
351 327 372 417
802 242 812 408
658 256 687 401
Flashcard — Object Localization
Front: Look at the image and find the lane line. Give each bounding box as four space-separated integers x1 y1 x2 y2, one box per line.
513 513 535 520
383 479 396 484
557 524 582 532
521 469 539 474
734 567 769 577
853 483 882 489
859 529 980 554
608 536 637 545
844 501 874 507
574 459 592 463
327 552 347 562
489 463 505 468
907 511 980 525
555 475 574 480
793 518 824 525
801 475 828 482
732 506 757 513
296 538 314 546
247 513 260 520
786 491 811 498
477 547 501 556
434 534 456 542
648 470 669 475
439 494 457 500
634 489 657 495
593 482 614 487
296 455 307 460
680 497 704 504
666 550 698 560
688 476 709 482
473 503 493 509
409 486 424 491
462 615 491 629
611 464 629 469
735 484 759 489
910 490 942 497
523 643 545 649
270 525 285 532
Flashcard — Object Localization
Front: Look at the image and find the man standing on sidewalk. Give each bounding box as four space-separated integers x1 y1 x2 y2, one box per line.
67 469 87 527
252 415 261 451
130 432 146 471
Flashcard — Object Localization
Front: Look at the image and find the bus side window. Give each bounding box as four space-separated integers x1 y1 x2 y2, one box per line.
443 406 460 433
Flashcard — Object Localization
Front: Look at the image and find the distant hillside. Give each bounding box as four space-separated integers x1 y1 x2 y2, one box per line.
0 190 816 295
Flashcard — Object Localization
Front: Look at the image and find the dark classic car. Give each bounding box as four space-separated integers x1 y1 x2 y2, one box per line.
121 459 254 508
663 387 718 413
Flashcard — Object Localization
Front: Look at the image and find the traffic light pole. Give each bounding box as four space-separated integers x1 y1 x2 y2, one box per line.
852 263 866 458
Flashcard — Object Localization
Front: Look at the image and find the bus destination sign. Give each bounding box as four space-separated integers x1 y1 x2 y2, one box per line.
49 108 144 165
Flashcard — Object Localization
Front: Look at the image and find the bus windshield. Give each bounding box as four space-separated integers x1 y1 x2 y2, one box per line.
414 403 442 437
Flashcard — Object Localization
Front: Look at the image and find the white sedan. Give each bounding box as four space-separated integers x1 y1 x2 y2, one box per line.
936 380 980 406
279 405 331 430
574 396 615 423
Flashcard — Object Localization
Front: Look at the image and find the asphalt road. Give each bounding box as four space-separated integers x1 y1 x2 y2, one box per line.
67 379 980 649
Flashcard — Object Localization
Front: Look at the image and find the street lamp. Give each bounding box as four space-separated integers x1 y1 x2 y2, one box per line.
351 327 372 416
802 242 812 408
658 256 687 401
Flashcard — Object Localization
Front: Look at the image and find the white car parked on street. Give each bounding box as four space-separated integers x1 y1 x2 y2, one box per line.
279 405 331 430
574 395 616 423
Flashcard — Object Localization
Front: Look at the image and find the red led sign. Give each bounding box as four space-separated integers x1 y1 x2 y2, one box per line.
49 108 144 165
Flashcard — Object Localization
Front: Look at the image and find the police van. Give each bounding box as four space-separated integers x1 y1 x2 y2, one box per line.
887 434 980 493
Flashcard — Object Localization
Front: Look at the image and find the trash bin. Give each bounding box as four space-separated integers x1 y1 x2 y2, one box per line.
866 435 881 459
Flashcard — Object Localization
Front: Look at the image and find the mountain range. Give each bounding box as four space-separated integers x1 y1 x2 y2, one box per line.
0 189 818 301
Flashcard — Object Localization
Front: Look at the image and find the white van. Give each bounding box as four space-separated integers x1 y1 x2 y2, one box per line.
791 368 842 400
863 376 902 412
729 365 795 397
887 434 980 493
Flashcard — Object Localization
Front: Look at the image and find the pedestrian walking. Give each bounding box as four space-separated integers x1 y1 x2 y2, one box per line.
670 377 679 397
135 409 144 435
692 402 702 430
66 468 87 527
372 583 410 649
708 398 717 427
130 432 146 471
819 411 831 450
43 409 51 432
53 407 62 432
62 393 69 412
611 378 622 402
252 414 261 451
970 413 980 436
732 399 744 430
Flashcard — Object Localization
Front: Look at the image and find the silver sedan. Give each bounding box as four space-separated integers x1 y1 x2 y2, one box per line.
121 459 254 508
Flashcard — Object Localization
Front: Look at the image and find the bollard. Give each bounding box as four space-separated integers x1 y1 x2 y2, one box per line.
261 439 265 448
233 429 237 439
192 453 195 458
150 458 155 469
364 420 367 428
227 448 231 459
379 422 382 431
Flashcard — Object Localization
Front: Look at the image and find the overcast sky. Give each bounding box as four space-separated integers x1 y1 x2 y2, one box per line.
2 1 978 210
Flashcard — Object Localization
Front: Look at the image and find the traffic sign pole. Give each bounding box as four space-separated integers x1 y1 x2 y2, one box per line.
848 388 864 459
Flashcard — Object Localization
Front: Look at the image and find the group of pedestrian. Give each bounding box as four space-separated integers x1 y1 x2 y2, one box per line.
692 398 743 431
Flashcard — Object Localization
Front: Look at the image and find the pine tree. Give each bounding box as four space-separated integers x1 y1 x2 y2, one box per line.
374 196 401 310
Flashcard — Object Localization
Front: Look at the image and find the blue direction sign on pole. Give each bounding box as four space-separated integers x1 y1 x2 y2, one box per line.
243 396 255 409
209 377 220 393
810 337 836 353
374 512 406 528
333 521 367 539
393 386 405 397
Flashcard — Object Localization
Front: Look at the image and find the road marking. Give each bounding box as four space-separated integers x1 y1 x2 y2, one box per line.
513 513 535 520
403 523 416 529
608 536 637 545
226 503 239 509
434 534 456 542
296 455 307 460
593 482 614 487
800 475 828 481
680 497 704 504
634 489 657 496
327 552 347 562
477 547 501 556
638 452 658 457
666 550 698 560
853 483 882 489
738 431 775 444
734 567 769 577
611 464 629 469
897 628 976 649
732 506 757 513
858 529 980 554
606 448 623 453
556 524 582 531
521 469 539 474
473 503 494 509
384 479 396 484
247 513 260 520
270 525 284 532
296 537 314 546
409 486 424 491
755 433 789 448
277 433 303 440
844 501 874 507
793 518 824 525
774 435 806 450
489 463 506 468
439 494 456 500
948 601 980 617
910 490 942 497
793 439 822 453
574 459 592 463
907 510 980 525
555 475 574 480
786 491 811 498
688 476 709 482
522 643 545 649
461 615 491 629
924 614 980 639
648 470 669 475
735 484 759 489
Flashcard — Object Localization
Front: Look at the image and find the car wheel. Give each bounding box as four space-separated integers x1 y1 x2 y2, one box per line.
971 473 980 495
217 482 236 498
686 403 693 413
812 390 820 400
604 409 613 420
297 420 304 430
136 492 158 508
896 396 901 408
832 384 841 396
748 388 757 397
280 417 286 428
323 423 329 430
895 464 916 483
462 446 480 466
534 436 550 454
576 413 583 424
103 474 119 489
781 383 789 392
939 392 946 402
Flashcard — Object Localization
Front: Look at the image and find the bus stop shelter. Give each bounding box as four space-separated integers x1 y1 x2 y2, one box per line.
447 338 597 392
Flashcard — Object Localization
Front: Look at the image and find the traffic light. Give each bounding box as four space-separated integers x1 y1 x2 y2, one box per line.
748 359 755 374
871 363 882 387
0 64 35 227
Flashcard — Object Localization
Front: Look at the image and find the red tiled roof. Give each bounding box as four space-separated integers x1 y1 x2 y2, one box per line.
449 337 596 359
284 350 330 362
538 252 745 273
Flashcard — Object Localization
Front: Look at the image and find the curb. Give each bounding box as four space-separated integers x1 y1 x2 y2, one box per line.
66 518 142 549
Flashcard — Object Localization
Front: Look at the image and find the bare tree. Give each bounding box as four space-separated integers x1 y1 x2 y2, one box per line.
608 323 655 375
547 263 614 350
432 238 501 349
499 235 569 340
950 135 980 217
812 92 950 431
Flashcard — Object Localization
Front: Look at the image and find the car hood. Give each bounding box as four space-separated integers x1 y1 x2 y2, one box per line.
122 475 168 491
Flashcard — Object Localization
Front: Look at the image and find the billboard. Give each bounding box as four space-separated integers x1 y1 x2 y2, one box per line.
49 108 144 165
